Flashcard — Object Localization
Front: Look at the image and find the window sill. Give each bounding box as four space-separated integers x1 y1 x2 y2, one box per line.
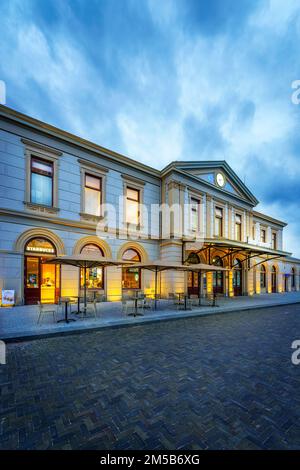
80 212 104 223
24 201 59 215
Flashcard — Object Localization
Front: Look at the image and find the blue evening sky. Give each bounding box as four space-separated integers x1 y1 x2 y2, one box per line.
1 0 300 256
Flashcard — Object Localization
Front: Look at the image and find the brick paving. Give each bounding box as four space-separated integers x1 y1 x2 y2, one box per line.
1 304 300 450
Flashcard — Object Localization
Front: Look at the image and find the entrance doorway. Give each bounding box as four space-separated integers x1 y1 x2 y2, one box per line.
233 259 243 296
271 266 277 293
24 238 60 304
188 271 199 296
212 256 224 294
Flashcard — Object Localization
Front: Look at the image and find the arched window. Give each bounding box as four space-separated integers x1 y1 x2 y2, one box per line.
122 249 141 289
292 268 296 289
80 244 104 290
260 265 266 289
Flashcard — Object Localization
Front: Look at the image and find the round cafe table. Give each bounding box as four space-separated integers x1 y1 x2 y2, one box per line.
57 298 76 324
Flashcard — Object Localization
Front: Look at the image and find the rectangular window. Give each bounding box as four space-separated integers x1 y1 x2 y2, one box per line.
191 198 200 232
272 232 277 250
235 214 242 241
252 224 256 240
215 207 223 237
261 229 266 243
126 187 139 225
31 157 53 206
84 174 101 216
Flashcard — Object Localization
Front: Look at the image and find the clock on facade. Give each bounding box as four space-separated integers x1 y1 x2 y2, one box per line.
216 172 225 187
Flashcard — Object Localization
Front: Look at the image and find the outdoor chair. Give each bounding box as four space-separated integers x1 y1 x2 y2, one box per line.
168 293 180 306
176 296 193 310
82 299 98 319
189 294 200 307
37 301 57 324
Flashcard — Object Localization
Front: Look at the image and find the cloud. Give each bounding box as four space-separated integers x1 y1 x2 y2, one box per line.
1 0 300 256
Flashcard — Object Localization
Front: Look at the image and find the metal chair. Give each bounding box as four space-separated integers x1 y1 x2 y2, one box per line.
37 301 57 324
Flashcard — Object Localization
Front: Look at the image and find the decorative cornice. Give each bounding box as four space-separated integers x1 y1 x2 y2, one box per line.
21 138 62 156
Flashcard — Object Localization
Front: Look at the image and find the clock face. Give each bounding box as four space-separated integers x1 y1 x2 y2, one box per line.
216 172 225 187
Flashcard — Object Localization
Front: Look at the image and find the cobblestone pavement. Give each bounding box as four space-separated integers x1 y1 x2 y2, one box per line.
1 304 300 450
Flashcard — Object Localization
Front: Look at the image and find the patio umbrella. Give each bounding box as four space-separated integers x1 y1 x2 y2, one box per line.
43 254 130 312
129 260 229 309
127 260 196 310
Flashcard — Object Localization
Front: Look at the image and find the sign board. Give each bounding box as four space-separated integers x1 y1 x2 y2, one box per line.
1 290 15 307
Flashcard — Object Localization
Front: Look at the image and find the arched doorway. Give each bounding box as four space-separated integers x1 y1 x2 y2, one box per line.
233 259 243 296
24 237 60 304
212 256 224 294
284 274 289 292
187 252 200 296
80 244 104 294
260 265 267 293
271 266 277 293
122 248 141 291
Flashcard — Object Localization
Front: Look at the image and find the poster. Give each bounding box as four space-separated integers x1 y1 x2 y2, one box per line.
1 290 15 307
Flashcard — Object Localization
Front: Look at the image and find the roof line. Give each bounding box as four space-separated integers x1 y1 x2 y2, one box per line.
0 104 161 178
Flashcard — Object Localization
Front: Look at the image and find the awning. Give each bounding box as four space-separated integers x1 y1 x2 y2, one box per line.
184 238 291 269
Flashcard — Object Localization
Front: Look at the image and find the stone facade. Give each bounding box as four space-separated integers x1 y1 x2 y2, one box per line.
0 104 299 305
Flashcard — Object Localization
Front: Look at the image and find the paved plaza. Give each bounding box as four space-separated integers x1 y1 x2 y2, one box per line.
1 304 300 450
1 291 300 341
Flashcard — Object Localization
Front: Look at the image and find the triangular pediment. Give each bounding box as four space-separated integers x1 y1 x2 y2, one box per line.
170 161 258 206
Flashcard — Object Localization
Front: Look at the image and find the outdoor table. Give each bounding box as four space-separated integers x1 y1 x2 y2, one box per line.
57 298 76 324
127 294 144 317
176 292 191 311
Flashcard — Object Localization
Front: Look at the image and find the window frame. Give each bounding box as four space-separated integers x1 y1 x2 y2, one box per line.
23 138 61 213
30 157 54 207
79 159 108 222
214 206 223 237
260 228 267 243
235 213 242 241
190 197 200 233
271 231 277 250
84 173 102 217
122 175 145 229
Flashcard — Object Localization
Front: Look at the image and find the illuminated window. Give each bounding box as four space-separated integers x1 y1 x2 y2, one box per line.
122 248 141 289
84 174 101 216
191 198 200 232
80 244 104 289
235 214 242 241
214 207 223 237
31 157 53 206
126 187 139 225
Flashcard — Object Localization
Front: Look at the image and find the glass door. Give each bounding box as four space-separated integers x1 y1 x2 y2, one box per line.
25 256 40 304
188 271 199 296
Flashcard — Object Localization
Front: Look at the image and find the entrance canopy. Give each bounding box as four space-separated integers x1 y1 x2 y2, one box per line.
185 238 291 269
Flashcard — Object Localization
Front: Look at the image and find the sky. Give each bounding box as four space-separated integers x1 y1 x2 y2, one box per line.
1 0 300 256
